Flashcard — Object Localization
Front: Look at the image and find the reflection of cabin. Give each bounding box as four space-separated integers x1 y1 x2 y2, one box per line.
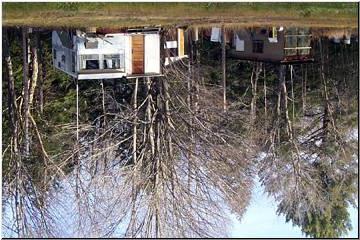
52 27 188 80
228 27 314 63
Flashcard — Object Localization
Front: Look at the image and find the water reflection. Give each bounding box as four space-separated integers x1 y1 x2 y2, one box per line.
2 24 358 238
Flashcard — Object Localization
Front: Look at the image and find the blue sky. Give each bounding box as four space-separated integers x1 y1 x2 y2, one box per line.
229 180 359 238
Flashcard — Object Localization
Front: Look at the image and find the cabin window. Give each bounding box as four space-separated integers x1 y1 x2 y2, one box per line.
85 60 99 70
285 28 311 56
252 40 264 53
53 49 57 59
80 54 99 70
103 54 123 70
61 55 66 63
285 35 298 56
85 40 98 49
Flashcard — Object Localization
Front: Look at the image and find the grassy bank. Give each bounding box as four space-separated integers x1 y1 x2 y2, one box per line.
2 2 358 28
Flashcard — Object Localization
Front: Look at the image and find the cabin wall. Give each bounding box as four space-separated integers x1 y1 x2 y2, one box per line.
144 34 160 74
76 34 128 71
229 28 285 62
52 31 77 77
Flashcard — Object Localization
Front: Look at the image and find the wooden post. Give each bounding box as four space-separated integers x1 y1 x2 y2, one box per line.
221 25 227 112
133 77 139 164
76 78 79 142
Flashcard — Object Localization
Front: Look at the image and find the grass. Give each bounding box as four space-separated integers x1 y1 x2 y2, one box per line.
2 2 358 29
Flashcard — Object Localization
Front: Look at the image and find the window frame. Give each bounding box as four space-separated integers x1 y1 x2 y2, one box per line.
252 40 264 53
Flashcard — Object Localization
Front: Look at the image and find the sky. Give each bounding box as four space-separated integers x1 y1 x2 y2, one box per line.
229 180 359 238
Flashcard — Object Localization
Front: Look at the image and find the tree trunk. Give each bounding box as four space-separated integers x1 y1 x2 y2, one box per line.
101 79 108 171
290 64 295 129
129 77 139 237
4 28 19 153
276 80 282 143
263 64 267 127
146 77 155 156
319 38 331 143
22 27 30 157
29 33 39 107
154 78 162 238
101 80 106 126
187 30 194 189
301 64 307 115
281 65 293 139
38 36 45 114
162 77 174 190
250 62 262 125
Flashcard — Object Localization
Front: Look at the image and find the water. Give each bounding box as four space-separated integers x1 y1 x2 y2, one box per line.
2 24 358 238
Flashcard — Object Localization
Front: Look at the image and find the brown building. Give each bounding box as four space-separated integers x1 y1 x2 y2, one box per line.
228 27 314 63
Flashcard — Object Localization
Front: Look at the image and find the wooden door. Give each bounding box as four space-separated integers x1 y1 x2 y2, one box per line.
132 35 144 74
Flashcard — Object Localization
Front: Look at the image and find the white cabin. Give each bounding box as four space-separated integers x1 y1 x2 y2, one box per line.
52 28 189 80
52 29 162 80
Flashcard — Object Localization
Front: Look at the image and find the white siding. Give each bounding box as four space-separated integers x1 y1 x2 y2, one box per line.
52 31 76 77
144 34 160 74
125 36 132 74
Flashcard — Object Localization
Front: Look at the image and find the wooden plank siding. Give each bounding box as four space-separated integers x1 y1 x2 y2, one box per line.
132 35 144 74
